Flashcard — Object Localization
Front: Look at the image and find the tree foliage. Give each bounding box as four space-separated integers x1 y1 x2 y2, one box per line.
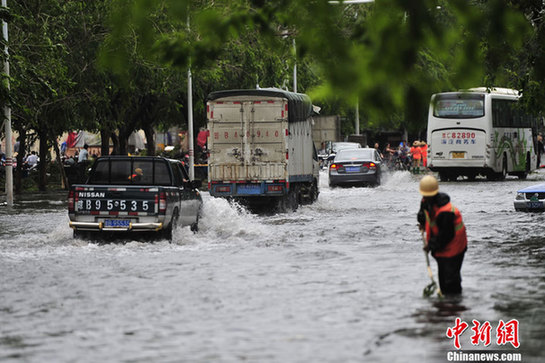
3 0 545 191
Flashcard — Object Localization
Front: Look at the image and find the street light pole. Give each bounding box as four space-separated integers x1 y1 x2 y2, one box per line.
2 0 13 207
293 38 297 93
187 13 195 181
355 99 360 135
329 0 374 136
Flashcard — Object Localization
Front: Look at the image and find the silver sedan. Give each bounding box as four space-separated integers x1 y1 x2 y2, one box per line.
329 148 383 187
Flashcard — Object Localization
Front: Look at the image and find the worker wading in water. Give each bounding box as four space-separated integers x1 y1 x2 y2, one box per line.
410 141 422 174
417 175 467 295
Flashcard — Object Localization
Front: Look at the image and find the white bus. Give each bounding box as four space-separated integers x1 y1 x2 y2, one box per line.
427 87 540 181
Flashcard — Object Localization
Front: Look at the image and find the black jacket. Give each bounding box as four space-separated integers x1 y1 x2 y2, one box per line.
417 192 455 254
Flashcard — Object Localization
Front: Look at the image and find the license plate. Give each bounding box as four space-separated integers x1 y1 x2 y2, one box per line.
452 152 465 159
79 199 154 213
345 166 360 172
237 184 261 195
104 219 131 228
526 201 543 209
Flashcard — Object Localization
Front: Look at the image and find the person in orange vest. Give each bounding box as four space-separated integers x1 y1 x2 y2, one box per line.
420 141 428 169
410 141 422 174
417 175 467 295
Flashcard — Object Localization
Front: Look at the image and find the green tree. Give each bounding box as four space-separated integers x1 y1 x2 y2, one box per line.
8 0 77 191
107 0 538 135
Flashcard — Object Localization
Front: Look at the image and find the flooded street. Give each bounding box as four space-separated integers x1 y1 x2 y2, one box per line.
1 170 544 363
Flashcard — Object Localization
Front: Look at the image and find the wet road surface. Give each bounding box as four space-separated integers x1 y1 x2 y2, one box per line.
1 170 544 362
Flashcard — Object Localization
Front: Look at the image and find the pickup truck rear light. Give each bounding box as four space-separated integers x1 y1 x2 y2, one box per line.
68 190 75 212
159 192 167 213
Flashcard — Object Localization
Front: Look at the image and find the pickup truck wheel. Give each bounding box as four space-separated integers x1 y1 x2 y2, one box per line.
163 210 178 242
190 213 199 233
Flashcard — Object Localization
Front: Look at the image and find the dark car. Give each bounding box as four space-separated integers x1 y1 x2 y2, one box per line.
329 148 383 187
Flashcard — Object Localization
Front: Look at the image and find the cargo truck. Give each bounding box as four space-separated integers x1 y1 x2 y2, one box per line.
207 88 320 211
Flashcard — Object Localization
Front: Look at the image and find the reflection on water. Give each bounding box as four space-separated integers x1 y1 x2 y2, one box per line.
1 171 544 362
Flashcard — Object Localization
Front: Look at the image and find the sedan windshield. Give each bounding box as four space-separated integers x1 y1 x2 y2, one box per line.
336 149 374 161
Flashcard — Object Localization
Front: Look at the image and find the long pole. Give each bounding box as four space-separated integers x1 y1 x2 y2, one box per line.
355 99 360 135
328 0 374 136
293 38 297 93
2 0 13 207
188 68 194 180
187 13 194 180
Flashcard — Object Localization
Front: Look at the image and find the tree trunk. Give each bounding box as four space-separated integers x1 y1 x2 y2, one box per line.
38 129 48 191
143 124 155 156
110 132 119 155
14 127 26 194
100 128 110 156
53 137 68 189
118 129 129 155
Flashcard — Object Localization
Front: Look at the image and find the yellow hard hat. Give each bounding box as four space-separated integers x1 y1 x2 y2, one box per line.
419 175 439 196
135 168 143 175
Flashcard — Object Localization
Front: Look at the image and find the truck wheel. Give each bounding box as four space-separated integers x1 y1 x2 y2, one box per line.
163 210 178 242
309 180 319 203
190 212 199 233
277 189 298 212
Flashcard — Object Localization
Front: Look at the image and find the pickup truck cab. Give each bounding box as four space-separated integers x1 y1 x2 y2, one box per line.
68 156 202 241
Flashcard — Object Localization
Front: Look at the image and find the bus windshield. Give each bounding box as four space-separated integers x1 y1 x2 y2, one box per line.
433 94 484 118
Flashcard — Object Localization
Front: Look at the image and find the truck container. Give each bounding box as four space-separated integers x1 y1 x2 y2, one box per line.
207 88 319 211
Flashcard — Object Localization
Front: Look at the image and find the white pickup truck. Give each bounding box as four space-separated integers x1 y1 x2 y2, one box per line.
68 156 202 240
207 88 319 211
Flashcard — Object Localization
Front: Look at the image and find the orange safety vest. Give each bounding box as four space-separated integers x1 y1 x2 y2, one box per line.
424 202 467 258
422 145 428 165
411 146 422 160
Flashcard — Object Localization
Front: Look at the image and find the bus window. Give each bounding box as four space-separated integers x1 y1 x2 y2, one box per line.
433 94 484 118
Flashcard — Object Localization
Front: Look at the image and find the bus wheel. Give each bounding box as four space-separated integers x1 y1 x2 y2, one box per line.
518 153 531 179
498 157 507 180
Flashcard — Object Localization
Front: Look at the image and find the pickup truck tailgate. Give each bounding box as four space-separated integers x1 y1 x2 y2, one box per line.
73 186 159 215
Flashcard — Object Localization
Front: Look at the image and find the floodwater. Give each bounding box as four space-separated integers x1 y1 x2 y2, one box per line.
1 170 544 363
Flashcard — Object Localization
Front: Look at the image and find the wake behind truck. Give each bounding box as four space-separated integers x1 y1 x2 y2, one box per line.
207 88 320 211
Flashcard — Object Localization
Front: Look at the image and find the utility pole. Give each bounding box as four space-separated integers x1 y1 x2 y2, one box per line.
293 38 297 93
2 0 13 207
187 13 194 180
355 100 360 135
329 0 374 135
